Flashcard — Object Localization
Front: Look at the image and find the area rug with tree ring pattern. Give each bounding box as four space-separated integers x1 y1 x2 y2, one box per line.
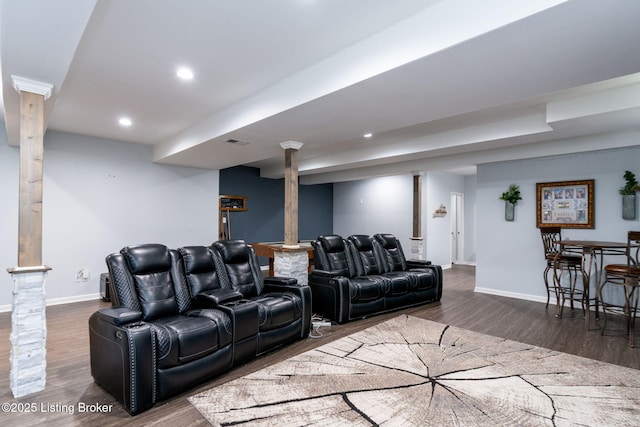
189 314 640 426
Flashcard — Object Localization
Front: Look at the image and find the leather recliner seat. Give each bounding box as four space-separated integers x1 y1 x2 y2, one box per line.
89 244 234 415
373 233 443 302
89 240 311 415
210 239 311 354
310 234 442 324
348 234 415 309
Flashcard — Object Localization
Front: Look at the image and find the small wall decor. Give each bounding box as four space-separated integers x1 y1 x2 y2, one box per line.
218 195 248 240
432 204 447 218
619 170 639 220
219 195 247 211
536 179 594 228
499 184 522 222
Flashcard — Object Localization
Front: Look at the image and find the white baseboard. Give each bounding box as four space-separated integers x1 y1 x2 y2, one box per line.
474 287 548 304
474 287 598 310
0 293 102 313
443 262 477 269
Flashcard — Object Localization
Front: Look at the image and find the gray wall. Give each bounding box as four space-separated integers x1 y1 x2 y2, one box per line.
333 171 472 268
1 126 220 309
464 175 477 263
476 138 640 304
3 122 637 310
332 131 640 308
424 171 467 267
334 174 413 252
219 165 333 243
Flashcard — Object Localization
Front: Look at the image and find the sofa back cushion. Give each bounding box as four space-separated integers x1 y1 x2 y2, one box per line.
315 235 352 276
121 244 179 321
178 246 222 297
348 235 383 276
211 240 263 297
374 233 408 272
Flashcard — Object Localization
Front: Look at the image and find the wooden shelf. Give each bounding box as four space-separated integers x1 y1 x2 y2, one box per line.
219 195 247 211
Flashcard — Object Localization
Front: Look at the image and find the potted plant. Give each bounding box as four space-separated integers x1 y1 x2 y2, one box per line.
499 184 522 221
619 170 639 220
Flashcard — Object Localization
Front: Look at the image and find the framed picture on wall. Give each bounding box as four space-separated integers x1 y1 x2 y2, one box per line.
536 179 594 228
219 195 247 211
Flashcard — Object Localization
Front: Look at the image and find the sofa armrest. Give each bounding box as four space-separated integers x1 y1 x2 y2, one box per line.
263 282 308 296
264 276 298 286
427 264 443 301
89 311 155 415
263 276 301 294
262 280 312 338
406 259 432 268
309 269 342 279
308 274 351 324
96 307 143 326
408 264 443 301
194 288 243 307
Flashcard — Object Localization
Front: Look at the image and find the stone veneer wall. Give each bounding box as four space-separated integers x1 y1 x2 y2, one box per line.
274 250 309 286
10 270 48 397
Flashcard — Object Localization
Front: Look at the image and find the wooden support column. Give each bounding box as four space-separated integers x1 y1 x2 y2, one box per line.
274 141 308 286
410 171 425 260
279 141 303 248
18 92 45 266
412 172 423 239
7 76 53 398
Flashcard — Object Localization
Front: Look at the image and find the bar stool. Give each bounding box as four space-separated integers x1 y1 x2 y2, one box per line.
599 231 640 347
540 227 583 316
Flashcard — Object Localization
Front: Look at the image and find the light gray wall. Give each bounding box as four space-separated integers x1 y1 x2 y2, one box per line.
424 171 466 267
333 171 473 267
1 135 19 299
1 127 219 309
464 175 477 263
333 174 414 251
4 123 636 310
476 140 640 303
332 133 639 306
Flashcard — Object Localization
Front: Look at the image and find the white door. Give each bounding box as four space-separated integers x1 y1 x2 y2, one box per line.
450 193 464 264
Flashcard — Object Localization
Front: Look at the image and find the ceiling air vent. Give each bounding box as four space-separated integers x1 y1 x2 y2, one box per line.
226 139 250 146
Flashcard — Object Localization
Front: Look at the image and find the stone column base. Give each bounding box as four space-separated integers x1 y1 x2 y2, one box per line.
8 266 50 398
274 248 309 286
410 237 425 261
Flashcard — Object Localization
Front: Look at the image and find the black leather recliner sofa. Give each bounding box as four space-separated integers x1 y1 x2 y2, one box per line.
309 233 442 324
89 240 311 415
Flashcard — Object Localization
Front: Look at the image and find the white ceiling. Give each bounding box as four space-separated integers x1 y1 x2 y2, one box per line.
1 0 640 184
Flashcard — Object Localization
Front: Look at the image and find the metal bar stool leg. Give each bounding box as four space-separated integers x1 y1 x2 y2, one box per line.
544 263 552 309
553 260 564 318
598 276 609 337
625 278 639 348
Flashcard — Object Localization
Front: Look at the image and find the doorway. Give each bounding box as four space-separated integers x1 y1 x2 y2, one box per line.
450 193 464 264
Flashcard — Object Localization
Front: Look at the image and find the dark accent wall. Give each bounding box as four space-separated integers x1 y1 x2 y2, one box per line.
219 166 333 245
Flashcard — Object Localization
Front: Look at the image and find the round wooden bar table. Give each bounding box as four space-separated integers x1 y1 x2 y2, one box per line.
554 240 628 331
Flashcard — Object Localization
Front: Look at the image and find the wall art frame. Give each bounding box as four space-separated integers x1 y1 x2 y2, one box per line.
536 179 594 229
219 195 247 211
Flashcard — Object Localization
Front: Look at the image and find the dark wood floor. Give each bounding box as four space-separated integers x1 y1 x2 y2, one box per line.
1 265 638 426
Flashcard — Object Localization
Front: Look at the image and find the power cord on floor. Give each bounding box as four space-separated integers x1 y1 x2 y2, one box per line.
310 314 332 338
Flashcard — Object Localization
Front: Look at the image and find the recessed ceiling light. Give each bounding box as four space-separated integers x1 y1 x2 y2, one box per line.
363 133 373 138
176 67 194 80
118 117 132 127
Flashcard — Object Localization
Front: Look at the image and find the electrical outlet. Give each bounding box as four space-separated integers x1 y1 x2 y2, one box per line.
75 269 90 282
